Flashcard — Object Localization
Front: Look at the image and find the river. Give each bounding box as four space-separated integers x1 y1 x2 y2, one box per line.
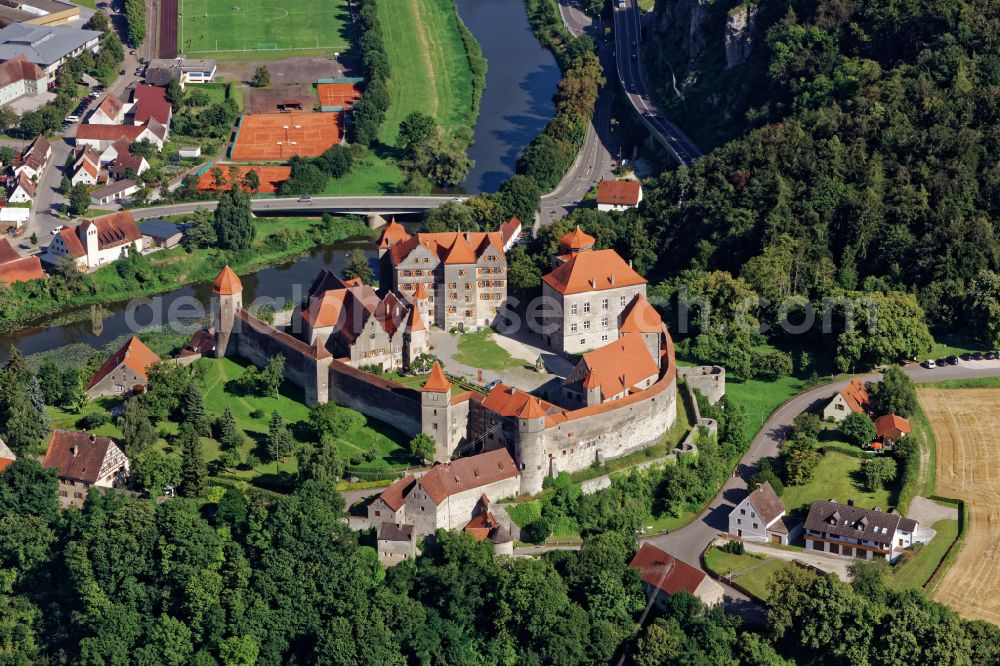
0 1 559 360
457 0 561 193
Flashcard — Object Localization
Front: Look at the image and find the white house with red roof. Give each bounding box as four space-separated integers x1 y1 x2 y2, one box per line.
44 211 143 269
541 226 650 353
0 237 44 285
728 482 802 544
822 378 875 422
596 179 643 212
12 134 50 180
0 55 49 106
85 335 161 398
6 171 34 203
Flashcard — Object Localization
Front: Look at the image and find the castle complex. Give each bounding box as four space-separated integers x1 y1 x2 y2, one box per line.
206 222 678 495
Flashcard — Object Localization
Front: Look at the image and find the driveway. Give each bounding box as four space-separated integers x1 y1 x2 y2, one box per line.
724 538 852 582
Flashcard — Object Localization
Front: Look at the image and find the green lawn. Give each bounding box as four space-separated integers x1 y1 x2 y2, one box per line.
781 450 897 513
928 335 991 358
376 0 478 147
454 330 528 372
703 548 796 602
320 151 402 196
887 519 960 591
179 0 351 59
725 374 809 444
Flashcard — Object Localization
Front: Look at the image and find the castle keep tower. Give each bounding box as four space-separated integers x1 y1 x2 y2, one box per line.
212 266 243 358
515 397 548 494
421 363 453 462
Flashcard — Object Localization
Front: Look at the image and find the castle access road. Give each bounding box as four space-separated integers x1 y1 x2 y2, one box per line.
613 0 701 166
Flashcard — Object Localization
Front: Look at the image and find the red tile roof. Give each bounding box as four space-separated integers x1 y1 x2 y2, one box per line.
76 124 150 143
42 430 122 485
422 362 451 393
377 218 411 249
443 233 477 264
404 303 425 332
629 543 707 595
0 238 19 264
212 266 242 295
482 383 564 419
55 226 86 258
839 379 874 414
875 414 911 438
416 448 519 505
131 84 172 125
745 482 786 525
93 94 126 122
388 231 505 266
85 336 160 391
541 248 645 295
11 171 35 198
500 216 522 246
80 211 142 251
377 473 416 511
0 255 45 285
575 335 659 399
596 180 642 206
559 226 595 252
412 282 430 300
619 293 662 334
0 55 44 88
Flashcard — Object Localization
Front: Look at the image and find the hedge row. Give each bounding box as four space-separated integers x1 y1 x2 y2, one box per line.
353 0 391 145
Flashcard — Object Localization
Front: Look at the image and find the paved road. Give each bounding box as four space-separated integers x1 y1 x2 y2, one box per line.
642 360 1000 617
538 42 618 226
123 195 460 220
557 0 594 36
612 0 701 165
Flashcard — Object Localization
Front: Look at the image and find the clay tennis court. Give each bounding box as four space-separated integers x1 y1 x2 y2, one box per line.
230 112 340 161
317 82 363 108
918 387 1000 625
196 166 291 193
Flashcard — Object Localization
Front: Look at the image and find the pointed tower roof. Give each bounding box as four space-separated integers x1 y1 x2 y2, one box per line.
559 226 596 253
619 294 663 334
517 396 547 419
422 362 451 393
404 305 425 333
377 218 411 249
581 369 600 390
443 233 477 264
412 282 430 300
212 266 242 295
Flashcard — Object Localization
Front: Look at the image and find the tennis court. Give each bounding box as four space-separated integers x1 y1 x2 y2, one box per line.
230 113 340 161
317 82 364 109
197 165 291 193
179 0 351 59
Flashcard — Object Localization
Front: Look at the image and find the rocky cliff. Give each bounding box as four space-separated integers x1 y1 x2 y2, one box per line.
725 4 758 69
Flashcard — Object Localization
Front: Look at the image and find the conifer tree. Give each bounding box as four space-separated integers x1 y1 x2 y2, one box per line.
182 384 210 437
178 423 206 498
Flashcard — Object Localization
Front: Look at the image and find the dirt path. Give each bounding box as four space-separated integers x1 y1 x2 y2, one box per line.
918 388 1000 626
408 0 438 118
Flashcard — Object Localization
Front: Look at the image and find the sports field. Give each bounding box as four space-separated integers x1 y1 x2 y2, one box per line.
178 0 351 59
196 165 290 193
376 0 478 146
317 82 364 108
230 112 340 161
919 387 1000 625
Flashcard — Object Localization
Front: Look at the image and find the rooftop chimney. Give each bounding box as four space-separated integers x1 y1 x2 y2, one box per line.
610 273 615 286
71 445 78 457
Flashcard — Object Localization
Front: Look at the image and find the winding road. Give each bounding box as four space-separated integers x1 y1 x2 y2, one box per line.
644 359 1000 620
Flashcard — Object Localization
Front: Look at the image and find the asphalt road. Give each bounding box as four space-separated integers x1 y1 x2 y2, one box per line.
124 195 461 220
612 0 701 165
642 360 1000 619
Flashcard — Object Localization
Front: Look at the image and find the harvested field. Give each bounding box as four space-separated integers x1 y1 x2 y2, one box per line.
196 165 290 193
317 82 363 108
918 387 1000 625
230 112 340 161
160 0 179 58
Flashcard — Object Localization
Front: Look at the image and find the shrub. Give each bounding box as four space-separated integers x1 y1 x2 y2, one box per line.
77 412 111 430
721 540 745 555
841 412 876 447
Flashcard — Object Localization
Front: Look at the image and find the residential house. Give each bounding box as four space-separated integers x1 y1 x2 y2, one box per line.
376 522 418 565
499 216 522 252
42 430 130 508
0 23 100 76
872 414 911 451
0 437 14 472
138 219 184 248
803 499 920 562
822 379 875 422
45 210 143 269
87 93 129 125
76 119 167 152
0 0 81 29
85 335 161 398
378 222 518 331
107 149 149 181
0 54 49 106
560 333 659 407
13 134 50 179
129 84 171 129
6 171 34 202
0 237 43 284
370 449 520 537
89 179 139 206
144 58 217 88
727 482 802 545
628 543 725 608
295 268 428 371
596 179 643 212
70 156 99 185
367 473 415 525
540 227 649 353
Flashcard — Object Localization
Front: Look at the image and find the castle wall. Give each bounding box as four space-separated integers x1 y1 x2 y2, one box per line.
233 310 330 405
679 365 725 405
404 476 521 536
329 361 421 437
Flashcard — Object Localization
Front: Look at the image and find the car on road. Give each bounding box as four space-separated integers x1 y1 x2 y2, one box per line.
631 53 638 60
935 358 948 367
972 352 984 360
485 380 500 391
64 115 79 123
297 195 312 203
985 352 997 360
50 225 64 235
960 352 973 361
947 355 959 365
922 359 936 369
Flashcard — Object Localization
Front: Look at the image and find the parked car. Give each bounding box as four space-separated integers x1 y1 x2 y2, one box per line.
922 359 936 369
946 355 959 365
960 352 973 361
985 352 997 360
935 358 948 367
972 352 984 360
50 225 64 235
485 380 500 391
